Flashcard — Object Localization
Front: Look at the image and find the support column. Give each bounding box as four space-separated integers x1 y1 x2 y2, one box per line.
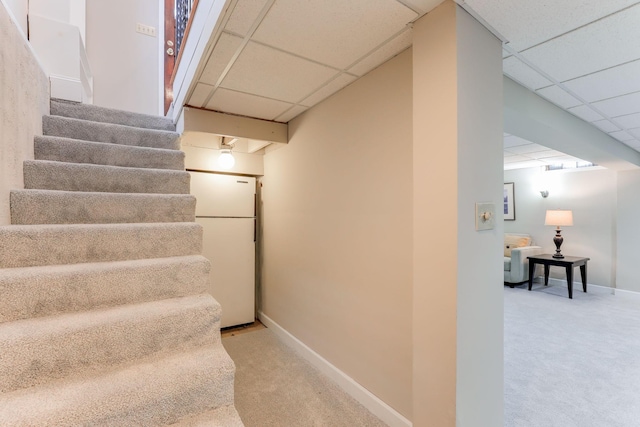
412 2 503 426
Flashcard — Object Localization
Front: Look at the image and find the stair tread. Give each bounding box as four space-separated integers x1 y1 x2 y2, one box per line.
11 189 196 224
35 135 185 170
23 159 190 194
0 294 221 393
0 255 211 324
43 115 180 150
0 344 235 426
0 222 202 269
51 99 176 132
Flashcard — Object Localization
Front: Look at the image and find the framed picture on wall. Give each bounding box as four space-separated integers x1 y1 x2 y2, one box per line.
504 182 515 221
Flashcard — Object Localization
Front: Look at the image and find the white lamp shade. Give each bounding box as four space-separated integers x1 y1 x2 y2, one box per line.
545 209 573 227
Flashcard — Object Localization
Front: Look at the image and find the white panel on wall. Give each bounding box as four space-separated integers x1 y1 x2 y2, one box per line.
86 0 160 114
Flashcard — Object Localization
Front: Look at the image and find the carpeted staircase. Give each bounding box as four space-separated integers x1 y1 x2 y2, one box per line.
0 99 244 426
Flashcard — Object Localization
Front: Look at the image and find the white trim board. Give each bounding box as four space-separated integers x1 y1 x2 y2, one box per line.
545 278 640 301
257 312 412 427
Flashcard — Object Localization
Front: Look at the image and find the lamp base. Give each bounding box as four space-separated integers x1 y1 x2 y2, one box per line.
553 228 564 259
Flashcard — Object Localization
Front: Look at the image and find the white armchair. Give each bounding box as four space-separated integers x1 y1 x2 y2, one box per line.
504 233 543 287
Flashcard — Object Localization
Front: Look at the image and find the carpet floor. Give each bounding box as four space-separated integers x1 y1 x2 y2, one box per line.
505 282 640 427
222 328 388 427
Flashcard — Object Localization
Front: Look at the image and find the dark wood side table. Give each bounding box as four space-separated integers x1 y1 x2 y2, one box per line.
527 254 590 299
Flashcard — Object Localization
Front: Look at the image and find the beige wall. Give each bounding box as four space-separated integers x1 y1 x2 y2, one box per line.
0 1 49 225
1 0 27 35
261 49 413 418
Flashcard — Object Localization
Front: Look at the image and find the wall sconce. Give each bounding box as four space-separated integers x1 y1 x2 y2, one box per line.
540 190 549 198
545 209 573 258
218 137 238 170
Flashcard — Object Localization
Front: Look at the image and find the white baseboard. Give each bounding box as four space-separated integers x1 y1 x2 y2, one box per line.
50 75 82 102
545 278 640 300
258 312 412 427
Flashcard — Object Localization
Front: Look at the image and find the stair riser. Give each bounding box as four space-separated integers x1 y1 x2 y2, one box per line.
0 223 202 268
0 295 221 393
11 190 196 225
24 160 190 194
43 115 180 150
0 346 235 426
51 99 176 131
34 136 185 170
0 256 210 324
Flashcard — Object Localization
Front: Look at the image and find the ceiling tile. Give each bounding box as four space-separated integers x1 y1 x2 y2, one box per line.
613 112 640 129
205 88 293 121
609 130 635 142
502 56 553 91
504 154 531 163
188 83 214 108
629 128 640 139
348 29 412 77
220 41 338 103
503 49 511 59
505 143 548 154
504 134 533 148
567 105 605 122
225 0 269 37
466 0 639 52
275 105 309 123
395 0 443 14
301 73 358 107
520 4 640 81
199 32 243 86
528 150 564 159
591 119 620 133
562 59 640 102
251 0 417 69
536 85 582 109
591 91 640 117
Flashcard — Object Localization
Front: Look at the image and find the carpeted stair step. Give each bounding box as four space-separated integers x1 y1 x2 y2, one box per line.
171 404 244 426
51 98 176 131
43 115 180 150
24 160 190 194
11 190 196 224
0 222 202 269
0 294 222 393
0 344 236 426
35 135 185 170
0 255 211 324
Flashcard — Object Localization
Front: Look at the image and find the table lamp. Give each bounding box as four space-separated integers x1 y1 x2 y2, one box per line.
545 209 573 259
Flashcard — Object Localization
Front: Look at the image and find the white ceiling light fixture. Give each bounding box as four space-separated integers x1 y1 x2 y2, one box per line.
218 136 238 170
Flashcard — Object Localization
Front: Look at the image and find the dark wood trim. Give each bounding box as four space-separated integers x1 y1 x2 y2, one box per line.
164 0 177 115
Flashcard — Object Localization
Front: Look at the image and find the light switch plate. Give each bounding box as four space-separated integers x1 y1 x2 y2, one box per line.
475 202 495 231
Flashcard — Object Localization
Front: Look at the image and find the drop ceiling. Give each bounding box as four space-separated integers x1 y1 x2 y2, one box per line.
183 0 640 168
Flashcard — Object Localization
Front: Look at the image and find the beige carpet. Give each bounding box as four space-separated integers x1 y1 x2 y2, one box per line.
222 328 388 427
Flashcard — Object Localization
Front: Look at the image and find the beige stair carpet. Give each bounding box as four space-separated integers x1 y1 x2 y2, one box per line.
0 98 243 426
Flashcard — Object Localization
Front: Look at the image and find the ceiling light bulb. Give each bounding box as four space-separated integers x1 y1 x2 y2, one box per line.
218 149 235 169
